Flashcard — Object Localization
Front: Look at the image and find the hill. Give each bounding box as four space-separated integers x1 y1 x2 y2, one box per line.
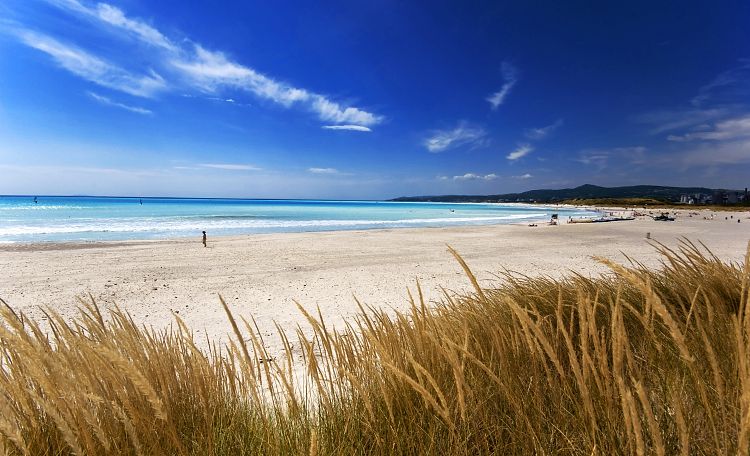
390 184 721 203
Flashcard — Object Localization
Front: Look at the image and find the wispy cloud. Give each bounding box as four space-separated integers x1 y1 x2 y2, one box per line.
424 122 488 152
321 125 372 132
506 144 533 160
15 29 166 97
634 108 727 134
486 62 518 110
308 167 339 174
32 0 383 127
691 59 750 107
44 0 177 51
87 91 152 115
576 146 646 169
667 114 750 142
671 139 750 166
513 173 533 179
199 163 261 171
169 45 381 127
452 173 498 181
524 119 563 140
635 61 750 137
0 163 134 175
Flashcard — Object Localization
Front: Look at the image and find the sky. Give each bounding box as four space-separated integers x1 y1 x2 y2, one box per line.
0 0 749 199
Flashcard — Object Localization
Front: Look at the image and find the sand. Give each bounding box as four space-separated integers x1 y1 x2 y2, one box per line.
1 208 749 357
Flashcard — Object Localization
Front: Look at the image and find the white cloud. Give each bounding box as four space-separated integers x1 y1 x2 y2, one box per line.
94 3 177 51
452 173 498 181
171 46 301 102
321 125 372 132
691 59 750 107
169 45 381 127
506 144 533 160
513 173 533 179
16 29 166 97
667 115 750 142
44 0 178 51
310 95 382 126
87 91 152 115
486 62 518 110
634 108 727 134
36 1 383 127
524 119 563 140
424 122 488 152
308 167 339 174
199 163 261 171
672 139 750 166
576 146 646 169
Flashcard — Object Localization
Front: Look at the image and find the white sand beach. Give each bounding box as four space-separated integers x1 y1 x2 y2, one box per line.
1 209 749 356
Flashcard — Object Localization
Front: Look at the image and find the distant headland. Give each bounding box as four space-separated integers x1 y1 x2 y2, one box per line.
391 184 749 206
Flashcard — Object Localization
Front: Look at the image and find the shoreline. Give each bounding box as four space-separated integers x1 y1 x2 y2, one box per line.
0 221 563 251
0 204 745 251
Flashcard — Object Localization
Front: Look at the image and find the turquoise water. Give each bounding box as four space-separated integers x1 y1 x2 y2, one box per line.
0 196 597 243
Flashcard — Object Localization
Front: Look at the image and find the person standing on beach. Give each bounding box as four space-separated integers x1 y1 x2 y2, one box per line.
202 231 207 247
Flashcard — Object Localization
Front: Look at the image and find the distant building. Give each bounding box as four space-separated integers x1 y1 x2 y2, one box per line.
711 189 748 205
680 193 711 205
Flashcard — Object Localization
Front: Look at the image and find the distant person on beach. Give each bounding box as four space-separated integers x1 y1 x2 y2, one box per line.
202 231 207 247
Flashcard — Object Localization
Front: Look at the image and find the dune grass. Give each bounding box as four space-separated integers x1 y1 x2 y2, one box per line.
1 239 749 455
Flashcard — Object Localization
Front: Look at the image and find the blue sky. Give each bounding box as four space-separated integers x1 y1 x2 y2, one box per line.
0 0 749 199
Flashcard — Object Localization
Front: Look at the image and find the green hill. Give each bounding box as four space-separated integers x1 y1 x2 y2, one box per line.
391 184 721 203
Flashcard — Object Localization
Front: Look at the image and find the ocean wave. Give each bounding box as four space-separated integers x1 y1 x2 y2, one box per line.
0 213 549 236
0 205 88 211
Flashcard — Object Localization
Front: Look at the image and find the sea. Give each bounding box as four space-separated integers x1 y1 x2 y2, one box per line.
0 196 598 243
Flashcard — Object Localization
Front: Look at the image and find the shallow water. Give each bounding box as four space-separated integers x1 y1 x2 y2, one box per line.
0 196 597 242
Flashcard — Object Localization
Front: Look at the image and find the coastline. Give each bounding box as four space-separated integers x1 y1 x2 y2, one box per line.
0 204 744 250
2 210 748 358
0 198 596 244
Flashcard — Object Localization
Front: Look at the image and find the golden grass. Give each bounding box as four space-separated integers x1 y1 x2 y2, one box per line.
1 239 749 455
561 197 750 211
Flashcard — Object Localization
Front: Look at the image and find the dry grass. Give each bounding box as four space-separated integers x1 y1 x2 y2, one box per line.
1 239 749 455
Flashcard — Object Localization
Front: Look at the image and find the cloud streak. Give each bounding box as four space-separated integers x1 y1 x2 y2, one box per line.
199 163 261 171
87 91 152 115
44 0 177 51
667 115 750 142
424 122 488 152
321 125 372 132
32 0 383 127
671 139 750 166
691 59 750 107
576 146 646 169
308 167 339 174
452 173 498 181
506 144 533 160
634 108 727 134
15 29 166 97
487 62 518 110
525 119 563 140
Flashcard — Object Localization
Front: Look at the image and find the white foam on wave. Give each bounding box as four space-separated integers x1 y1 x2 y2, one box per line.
0 213 549 237
0 205 87 211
